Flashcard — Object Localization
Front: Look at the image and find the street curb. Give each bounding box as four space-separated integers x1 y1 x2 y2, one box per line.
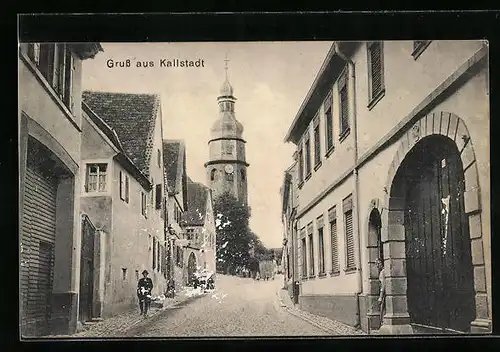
276 290 366 336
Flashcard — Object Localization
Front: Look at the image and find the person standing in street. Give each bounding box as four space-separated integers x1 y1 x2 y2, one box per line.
137 270 154 317
376 258 386 327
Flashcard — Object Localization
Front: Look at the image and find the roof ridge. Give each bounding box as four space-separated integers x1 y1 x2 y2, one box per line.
142 96 161 178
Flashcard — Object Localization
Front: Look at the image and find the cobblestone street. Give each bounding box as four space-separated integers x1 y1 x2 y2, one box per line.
133 274 365 337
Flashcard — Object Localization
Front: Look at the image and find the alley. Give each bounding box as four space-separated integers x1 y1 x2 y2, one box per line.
131 275 324 337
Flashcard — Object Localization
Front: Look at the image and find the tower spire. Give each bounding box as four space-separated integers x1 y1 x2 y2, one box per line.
224 53 230 80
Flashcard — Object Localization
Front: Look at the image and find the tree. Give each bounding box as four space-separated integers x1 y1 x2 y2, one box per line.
213 191 253 275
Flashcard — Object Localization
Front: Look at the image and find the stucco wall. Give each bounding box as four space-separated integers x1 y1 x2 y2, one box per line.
353 40 485 158
357 63 490 317
106 160 164 316
296 65 356 209
19 47 84 166
298 176 359 295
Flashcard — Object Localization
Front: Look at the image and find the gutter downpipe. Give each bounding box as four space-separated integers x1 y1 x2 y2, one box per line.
334 42 364 331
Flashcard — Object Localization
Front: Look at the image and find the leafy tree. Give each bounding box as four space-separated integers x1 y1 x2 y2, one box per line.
213 191 253 274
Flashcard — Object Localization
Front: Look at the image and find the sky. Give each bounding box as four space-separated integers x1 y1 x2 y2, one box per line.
82 41 333 248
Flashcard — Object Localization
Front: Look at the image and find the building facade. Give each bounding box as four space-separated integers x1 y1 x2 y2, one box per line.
162 140 189 291
181 178 217 284
205 74 249 205
284 41 490 334
19 42 102 336
281 162 299 302
82 91 167 317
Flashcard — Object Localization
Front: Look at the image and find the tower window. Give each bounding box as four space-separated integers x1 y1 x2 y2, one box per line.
240 169 246 181
210 169 218 181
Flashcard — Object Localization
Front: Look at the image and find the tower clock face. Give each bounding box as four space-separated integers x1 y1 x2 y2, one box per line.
224 164 234 174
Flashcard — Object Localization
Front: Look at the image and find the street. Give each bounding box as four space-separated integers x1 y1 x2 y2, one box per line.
130 274 325 337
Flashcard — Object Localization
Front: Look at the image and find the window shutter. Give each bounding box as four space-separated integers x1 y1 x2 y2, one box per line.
323 91 332 110
152 237 156 269
125 176 129 203
119 171 123 200
370 42 383 97
330 219 339 273
66 50 75 111
340 87 349 132
345 210 355 270
155 184 162 209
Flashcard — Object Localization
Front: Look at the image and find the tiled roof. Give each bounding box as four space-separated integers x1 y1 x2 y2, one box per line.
181 179 210 226
82 91 160 177
162 140 186 194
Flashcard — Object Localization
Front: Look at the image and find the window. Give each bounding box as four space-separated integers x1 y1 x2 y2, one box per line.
135 270 139 280
27 44 75 112
157 241 161 272
153 237 157 270
298 148 304 184
240 169 246 181
308 232 314 276
329 206 339 274
27 43 41 65
176 246 183 267
141 192 148 217
412 40 431 59
187 229 194 241
157 149 161 168
226 172 234 181
305 136 311 177
155 184 162 209
343 196 356 271
150 178 155 207
122 268 127 281
223 140 234 156
313 116 321 167
367 41 385 107
317 218 325 275
301 237 307 278
324 92 334 153
339 68 350 138
210 169 217 181
85 164 107 193
119 171 129 201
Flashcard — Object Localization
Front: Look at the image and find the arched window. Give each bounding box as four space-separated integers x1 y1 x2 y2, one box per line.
210 169 217 181
240 169 246 181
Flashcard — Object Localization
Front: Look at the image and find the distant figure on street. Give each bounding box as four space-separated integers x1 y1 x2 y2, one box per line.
376 258 386 326
137 270 153 317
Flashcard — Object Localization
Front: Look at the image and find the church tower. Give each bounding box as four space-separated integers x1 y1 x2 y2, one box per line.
205 57 249 205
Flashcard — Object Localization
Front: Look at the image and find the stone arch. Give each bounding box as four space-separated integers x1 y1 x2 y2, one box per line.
381 111 489 334
365 199 384 331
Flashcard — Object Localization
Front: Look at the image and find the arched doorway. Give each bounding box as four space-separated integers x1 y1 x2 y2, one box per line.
392 134 475 332
187 252 197 286
366 205 383 330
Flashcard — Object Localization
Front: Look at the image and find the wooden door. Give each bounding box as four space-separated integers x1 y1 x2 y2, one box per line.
404 138 475 332
79 216 95 323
